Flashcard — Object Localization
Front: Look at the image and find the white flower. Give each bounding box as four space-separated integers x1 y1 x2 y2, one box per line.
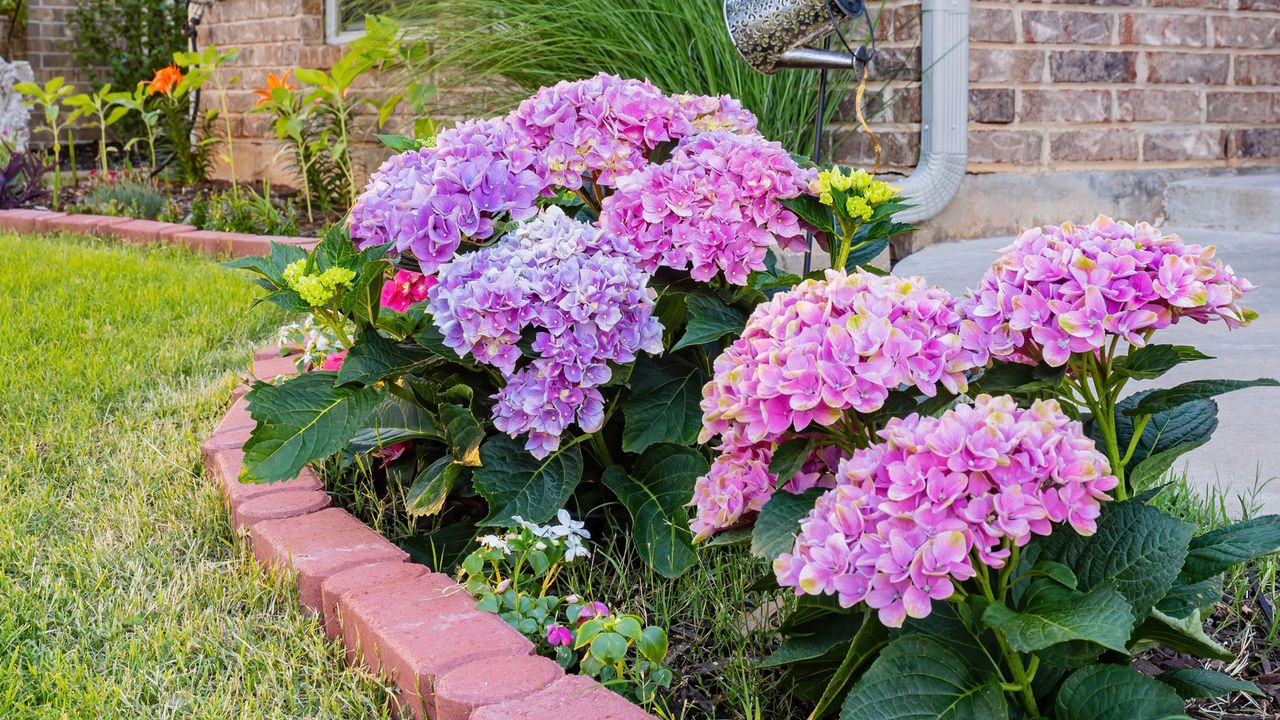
549 509 590 540
563 534 591 561
479 535 511 553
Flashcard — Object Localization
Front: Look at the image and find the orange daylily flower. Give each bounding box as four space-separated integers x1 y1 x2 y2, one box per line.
146 64 184 96
254 70 298 108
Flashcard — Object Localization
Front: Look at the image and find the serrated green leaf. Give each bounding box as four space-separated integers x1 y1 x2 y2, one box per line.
348 395 442 454
1155 668 1261 700
672 292 745 351
760 612 868 668
1114 344 1212 380
1129 608 1234 661
439 404 484 466
768 438 812 486
1022 500 1193 625
1054 665 1186 720
243 372 380 482
1103 392 1218 471
620 355 707 453
781 194 836 236
376 133 423 153
751 489 823 561
840 636 1007 720
1128 441 1205 492
1155 575 1222 617
844 238 889 271
339 258 389 325
1181 515 1280 582
335 327 434 387
312 224 360 271
473 435 582 525
982 580 1132 654
412 323 474 365
601 444 706 578
1123 379 1278 416
405 456 467 517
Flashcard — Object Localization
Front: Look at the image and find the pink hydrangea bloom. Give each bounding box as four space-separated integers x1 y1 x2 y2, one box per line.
429 207 664 456
690 444 841 540
348 116 543 274
773 394 1118 628
965 215 1256 367
672 93 759 134
599 130 815 285
380 270 436 312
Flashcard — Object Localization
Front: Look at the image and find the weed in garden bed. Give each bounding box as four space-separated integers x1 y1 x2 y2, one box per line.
0 232 392 719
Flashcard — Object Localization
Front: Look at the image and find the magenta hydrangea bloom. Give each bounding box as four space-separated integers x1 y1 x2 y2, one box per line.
700 269 989 451
429 207 664 456
380 269 435 312
599 130 815 285
690 444 842 540
773 394 1118 628
348 116 544 274
965 215 1256 367
673 92 759 134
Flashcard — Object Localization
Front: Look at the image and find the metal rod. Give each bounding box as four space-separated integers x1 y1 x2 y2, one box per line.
803 36 832 275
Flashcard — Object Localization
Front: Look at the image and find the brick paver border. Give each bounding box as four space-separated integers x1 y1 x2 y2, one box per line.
0 210 658 719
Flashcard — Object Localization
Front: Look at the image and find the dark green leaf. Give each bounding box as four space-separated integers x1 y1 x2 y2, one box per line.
242 372 381 482
412 323 474 365
620 355 708 453
375 133 425 153
1114 344 1212 380
261 287 311 313
1155 668 1261 700
1129 608 1234 661
840 636 1007 720
844 238 889 271
601 444 706 578
348 395 442 454
400 520 477 571
637 626 669 664
473 435 583 525
1104 392 1218 471
672 292 746 351
768 438 812 486
1181 515 1280 582
781 194 836 236
339 258 389 325
751 489 823 561
805 617 890 720
1155 575 1222 618
1128 442 1205 492
982 580 1132 654
439 404 485 466
312 224 360 271
335 327 434 387
405 456 468 517
760 612 868 667
589 632 628 664
1123 379 1278 417
1054 665 1186 720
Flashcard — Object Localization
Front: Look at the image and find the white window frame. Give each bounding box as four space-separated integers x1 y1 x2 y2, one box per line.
324 0 365 45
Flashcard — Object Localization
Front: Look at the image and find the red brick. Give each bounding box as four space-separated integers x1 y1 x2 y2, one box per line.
45 213 133 236
1234 55 1280 86
1211 16 1279 49
340 575 534 717
1143 129 1226 161
1207 91 1274 123
321 561 428 642
1023 10 1112 45
31 212 68 232
1050 129 1140 162
1020 89 1111 123
470 675 656 720
969 89 1014 123
173 229 227 255
1115 89 1202 123
970 7 1015 43
1239 0 1280 10
110 219 197 245
1049 50 1137 83
1229 128 1280 159
435 655 565 720
1145 52 1229 85
1149 0 1227 6
210 449 324 508
251 507 409 611
969 130 1043 166
1120 13 1206 47
233 489 331 530
251 354 301 382
0 209 45 233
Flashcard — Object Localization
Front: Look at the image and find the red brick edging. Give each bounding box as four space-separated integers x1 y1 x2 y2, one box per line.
2 208 658 718
0 208 319 256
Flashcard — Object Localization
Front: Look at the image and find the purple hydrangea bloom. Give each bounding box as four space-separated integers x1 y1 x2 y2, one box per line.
599 130 815 285
348 116 544 274
429 207 664 456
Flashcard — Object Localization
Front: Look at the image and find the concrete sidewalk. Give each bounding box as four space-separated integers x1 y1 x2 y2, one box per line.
895 228 1280 511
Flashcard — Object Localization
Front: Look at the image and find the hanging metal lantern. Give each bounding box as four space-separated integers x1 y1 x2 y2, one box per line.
724 0 867 74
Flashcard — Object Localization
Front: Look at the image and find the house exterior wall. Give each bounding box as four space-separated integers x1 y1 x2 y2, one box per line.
24 0 83 86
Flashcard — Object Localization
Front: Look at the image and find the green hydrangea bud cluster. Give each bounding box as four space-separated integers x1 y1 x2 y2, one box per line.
283 260 356 307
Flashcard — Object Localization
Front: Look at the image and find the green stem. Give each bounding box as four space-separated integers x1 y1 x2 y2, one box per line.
975 555 1040 717
588 432 615 468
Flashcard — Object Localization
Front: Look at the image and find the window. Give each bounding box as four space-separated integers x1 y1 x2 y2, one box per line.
325 0 400 44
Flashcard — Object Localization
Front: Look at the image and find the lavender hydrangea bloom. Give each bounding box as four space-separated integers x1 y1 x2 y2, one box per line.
347 116 544 274
599 130 815 285
429 207 664 456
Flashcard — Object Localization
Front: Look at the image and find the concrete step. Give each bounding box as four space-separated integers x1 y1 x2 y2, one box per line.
1164 173 1280 234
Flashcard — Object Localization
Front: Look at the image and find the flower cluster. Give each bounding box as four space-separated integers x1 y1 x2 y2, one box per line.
348 116 543 274
773 394 1118 627
812 166 899 222
380 269 435 312
276 313 351 370
673 93 759 134
600 130 814 284
690 444 842 539
429 207 664 455
481 510 593 562
966 215 1256 367
282 260 355 307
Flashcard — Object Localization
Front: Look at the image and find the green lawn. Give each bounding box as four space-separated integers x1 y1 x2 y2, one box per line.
0 232 393 719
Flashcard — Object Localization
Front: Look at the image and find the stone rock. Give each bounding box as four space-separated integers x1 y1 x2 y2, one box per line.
0 58 32 151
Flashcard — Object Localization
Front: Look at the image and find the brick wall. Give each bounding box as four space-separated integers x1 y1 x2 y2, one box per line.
24 0 82 86
838 0 1280 174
